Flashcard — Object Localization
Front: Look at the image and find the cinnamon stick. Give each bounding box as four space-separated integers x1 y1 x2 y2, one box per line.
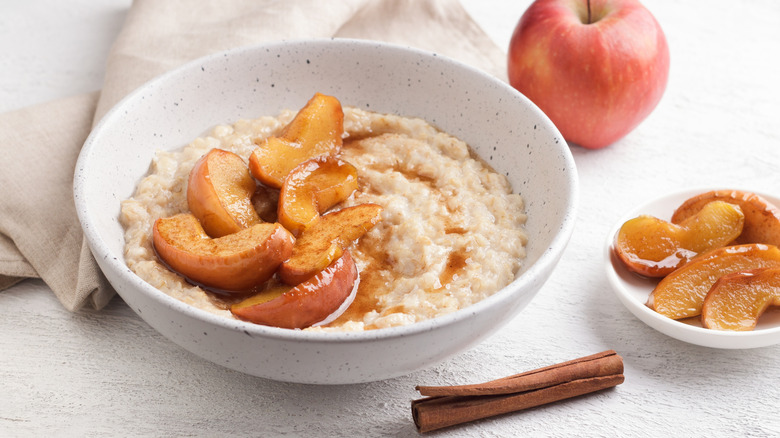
411 350 624 433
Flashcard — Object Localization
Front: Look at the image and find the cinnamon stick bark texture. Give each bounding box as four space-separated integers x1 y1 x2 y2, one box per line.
411 350 624 433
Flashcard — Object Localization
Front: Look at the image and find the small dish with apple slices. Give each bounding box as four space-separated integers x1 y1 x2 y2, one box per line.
605 188 780 348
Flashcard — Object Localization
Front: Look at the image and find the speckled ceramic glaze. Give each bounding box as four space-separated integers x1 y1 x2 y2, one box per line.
74 39 578 384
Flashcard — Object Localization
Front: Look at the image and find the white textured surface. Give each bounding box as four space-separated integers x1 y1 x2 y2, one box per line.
2 0 780 436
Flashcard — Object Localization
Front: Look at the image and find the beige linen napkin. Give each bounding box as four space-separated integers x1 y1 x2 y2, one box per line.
0 0 505 311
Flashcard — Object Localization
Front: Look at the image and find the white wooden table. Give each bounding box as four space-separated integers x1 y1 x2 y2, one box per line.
2 1 779 436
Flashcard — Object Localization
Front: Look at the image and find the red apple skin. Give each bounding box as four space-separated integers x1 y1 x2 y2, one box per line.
187 148 260 238
152 214 294 292
507 0 670 149
231 251 358 329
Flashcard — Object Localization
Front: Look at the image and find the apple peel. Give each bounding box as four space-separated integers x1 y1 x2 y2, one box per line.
231 251 359 329
671 190 780 246
187 148 260 238
152 213 294 292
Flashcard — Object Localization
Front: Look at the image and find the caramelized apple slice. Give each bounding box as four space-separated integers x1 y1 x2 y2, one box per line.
647 244 780 320
153 213 293 292
671 190 780 246
278 156 358 235
231 251 358 329
614 201 744 277
248 93 344 188
279 204 383 285
702 268 780 331
187 148 260 238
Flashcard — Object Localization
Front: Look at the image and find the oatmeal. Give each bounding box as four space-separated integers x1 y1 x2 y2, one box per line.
120 106 527 331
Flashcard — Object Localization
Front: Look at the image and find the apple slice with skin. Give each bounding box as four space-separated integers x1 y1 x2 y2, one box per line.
153 213 294 292
646 244 780 320
279 204 383 285
187 148 260 238
278 156 358 236
614 200 744 277
671 190 780 246
702 268 780 331
249 93 344 189
231 251 358 329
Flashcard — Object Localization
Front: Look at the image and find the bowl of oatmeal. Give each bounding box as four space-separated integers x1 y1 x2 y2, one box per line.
74 39 578 384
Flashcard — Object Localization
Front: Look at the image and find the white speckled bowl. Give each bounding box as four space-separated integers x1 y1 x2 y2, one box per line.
74 39 577 384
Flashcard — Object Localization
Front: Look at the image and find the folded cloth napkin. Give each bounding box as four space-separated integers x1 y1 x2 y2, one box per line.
0 0 506 311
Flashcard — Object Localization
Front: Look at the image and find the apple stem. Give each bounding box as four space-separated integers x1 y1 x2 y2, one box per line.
587 0 591 24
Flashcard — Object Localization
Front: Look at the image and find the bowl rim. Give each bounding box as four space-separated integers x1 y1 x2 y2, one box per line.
75 37 579 344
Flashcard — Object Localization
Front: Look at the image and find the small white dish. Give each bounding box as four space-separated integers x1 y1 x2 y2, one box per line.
605 188 780 349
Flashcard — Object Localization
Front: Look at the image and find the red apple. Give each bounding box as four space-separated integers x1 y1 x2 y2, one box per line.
507 0 670 149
